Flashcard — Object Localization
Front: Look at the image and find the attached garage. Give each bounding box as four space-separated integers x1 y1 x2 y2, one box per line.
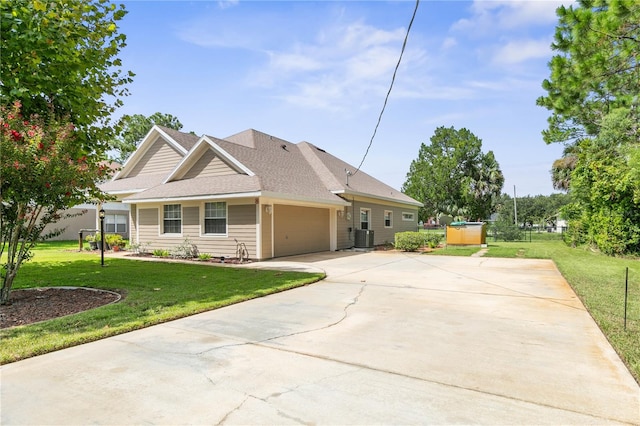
273 205 330 257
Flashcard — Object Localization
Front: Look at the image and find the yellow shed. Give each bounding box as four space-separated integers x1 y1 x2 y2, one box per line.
446 222 487 246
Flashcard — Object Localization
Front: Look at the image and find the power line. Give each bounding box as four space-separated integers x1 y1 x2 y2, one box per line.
351 0 420 177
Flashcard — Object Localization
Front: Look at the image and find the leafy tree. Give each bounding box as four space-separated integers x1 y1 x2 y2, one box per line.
537 0 640 255
565 110 640 255
0 0 132 303
1 103 110 303
402 126 504 222
111 113 183 163
537 0 639 146
1 0 134 148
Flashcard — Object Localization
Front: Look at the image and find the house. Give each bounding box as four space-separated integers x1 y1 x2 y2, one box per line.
44 162 128 242
100 125 422 260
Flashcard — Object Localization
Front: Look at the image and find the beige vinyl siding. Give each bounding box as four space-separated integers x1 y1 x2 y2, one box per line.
138 208 159 244
261 205 273 259
133 202 256 259
274 205 329 257
45 208 96 241
128 136 183 177
343 199 419 246
181 150 237 179
336 209 353 249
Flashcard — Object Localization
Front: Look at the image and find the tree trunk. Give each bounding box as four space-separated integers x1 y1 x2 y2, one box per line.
1 269 17 305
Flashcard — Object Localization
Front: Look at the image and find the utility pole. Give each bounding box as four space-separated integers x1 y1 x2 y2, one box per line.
513 185 518 226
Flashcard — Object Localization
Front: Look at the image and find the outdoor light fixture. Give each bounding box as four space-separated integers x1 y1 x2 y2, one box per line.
99 208 105 267
265 205 272 215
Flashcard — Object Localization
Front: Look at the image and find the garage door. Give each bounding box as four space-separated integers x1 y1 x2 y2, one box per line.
274 205 330 257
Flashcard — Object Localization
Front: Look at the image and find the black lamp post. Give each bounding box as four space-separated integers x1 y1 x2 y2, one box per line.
99 208 105 267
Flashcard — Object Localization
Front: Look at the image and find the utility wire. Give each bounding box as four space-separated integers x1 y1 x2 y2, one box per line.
352 0 420 177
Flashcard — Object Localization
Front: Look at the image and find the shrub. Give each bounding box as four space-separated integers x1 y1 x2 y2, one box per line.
170 238 199 259
424 233 442 248
152 249 170 257
105 234 124 249
394 232 426 252
198 253 212 261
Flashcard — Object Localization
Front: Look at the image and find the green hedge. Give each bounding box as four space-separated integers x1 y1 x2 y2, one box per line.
394 232 442 251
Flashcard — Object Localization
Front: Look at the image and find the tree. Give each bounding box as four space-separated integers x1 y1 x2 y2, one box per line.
1 0 134 148
565 109 640 255
536 0 639 146
111 113 183 163
402 126 504 222
0 0 132 303
537 0 640 255
1 103 110 303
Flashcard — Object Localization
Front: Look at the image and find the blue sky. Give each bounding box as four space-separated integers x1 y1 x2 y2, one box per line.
115 0 573 196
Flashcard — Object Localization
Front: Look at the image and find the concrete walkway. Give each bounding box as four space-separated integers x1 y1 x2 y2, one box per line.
1 252 639 425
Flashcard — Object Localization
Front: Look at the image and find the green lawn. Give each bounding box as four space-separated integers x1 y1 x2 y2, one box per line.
0 242 324 364
440 234 640 383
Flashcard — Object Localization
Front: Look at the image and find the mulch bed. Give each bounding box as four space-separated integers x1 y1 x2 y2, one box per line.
0 287 121 329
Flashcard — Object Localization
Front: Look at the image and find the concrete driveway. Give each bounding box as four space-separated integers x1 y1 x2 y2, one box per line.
1 252 639 425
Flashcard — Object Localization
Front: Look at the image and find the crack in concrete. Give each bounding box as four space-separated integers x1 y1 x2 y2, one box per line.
191 283 368 357
216 395 249 425
248 343 633 425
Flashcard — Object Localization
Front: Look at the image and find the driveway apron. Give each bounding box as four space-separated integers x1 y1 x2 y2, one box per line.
1 252 639 425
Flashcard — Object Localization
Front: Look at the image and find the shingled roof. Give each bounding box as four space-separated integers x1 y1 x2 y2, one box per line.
106 126 421 207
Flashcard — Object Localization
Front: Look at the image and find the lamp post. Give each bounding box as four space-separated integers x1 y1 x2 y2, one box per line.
99 208 105 267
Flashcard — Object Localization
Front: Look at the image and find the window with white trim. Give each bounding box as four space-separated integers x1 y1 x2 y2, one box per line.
204 202 227 234
163 204 182 234
402 212 415 221
360 208 370 230
384 210 393 228
105 214 127 233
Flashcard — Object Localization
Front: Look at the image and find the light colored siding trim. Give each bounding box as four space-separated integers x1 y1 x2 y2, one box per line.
182 150 237 179
261 204 273 259
274 205 329 257
130 205 137 243
128 136 183 177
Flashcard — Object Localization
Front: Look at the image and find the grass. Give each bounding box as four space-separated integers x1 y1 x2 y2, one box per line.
0 241 324 364
431 233 640 384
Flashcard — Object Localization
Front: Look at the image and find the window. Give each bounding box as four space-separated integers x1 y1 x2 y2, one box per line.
163 204 182 234
105 214 127 233
360 208 370 230
402 212 415 221
204 202 227 234
384 210 393 228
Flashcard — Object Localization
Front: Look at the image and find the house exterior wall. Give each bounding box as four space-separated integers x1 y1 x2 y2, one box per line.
336 196 419 247
273 205 330 257
131 200 257 259
260 204 273 259
44 207 96 241
128 136 183 177
129 204 137 241
182 151 236 179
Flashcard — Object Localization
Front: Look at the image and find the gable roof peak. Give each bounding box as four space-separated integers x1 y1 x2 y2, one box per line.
155 125 199 151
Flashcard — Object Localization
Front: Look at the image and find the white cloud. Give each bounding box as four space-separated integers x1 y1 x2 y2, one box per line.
249 21 425 111
452 0 575 34
217 0 238 10
266 51 324 73
441 37 457 50
492 38 553 65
